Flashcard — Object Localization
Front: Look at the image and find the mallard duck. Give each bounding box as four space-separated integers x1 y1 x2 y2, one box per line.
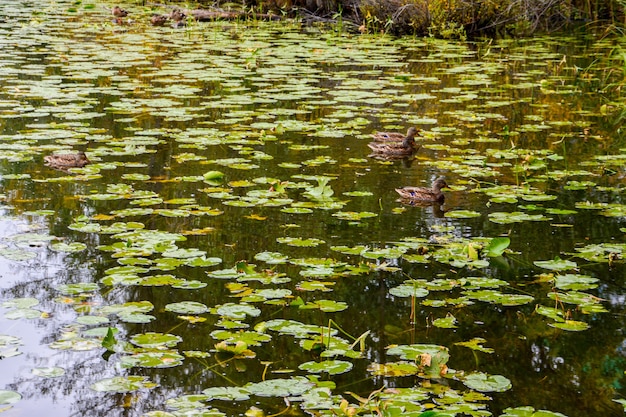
372 126 420 143
170 8 187 22
395 177 448 203
150 14 169 26
368 133 419 157
111 6 129 24
112 6 129 18
44 151 90 170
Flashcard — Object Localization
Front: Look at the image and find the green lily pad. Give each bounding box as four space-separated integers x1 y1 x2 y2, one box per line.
548 320 590 331
121 351 185 368
202 387 251 401
462 372 511 392
245 377 314 397
499 406 568 416
486 237 510 257
368 362 420 377
254 251 289 264
488 212 551 224
277 236 326 247
214 303 261 320
55 283 99 295
50 242 87 252
331 211 377 221
165 301 209 315
389 285 429 298
32 367 65 378
90 376 157 393
432 315 458 328
2 298 39 309
299 360 353 375
553 274 598 290
210 330 271 346
130 332 182 349
299 299 348 312
0 390 21 405
454 338 494 353
444 210 481 218
534 257 577 271
5 308 42 320
386 344 449 378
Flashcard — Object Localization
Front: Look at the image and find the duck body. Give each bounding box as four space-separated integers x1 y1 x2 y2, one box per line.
150 14 169 26
44 151 90 170
368 134 418 157
111 6 129 24
112 6 129 18
395 177 448 202
170 8 187 22
372 126 419 143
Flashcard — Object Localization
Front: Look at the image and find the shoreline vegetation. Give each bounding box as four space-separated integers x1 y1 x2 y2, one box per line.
171 0 626 37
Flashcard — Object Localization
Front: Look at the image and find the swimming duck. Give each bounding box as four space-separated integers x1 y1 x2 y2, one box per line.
111 6 129 24
367 133 418 157
372 126 420 143
395 177 448 203
44 151 90 170
170 8 187 22
112 6 129 18
150 14 169 26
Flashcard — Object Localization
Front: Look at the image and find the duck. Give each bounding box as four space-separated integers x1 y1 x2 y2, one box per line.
150 14 169 26
112 6 129 18
395 177 448 203
367 133 419 157
170 8 187 23
372 126 420 143
44 151 90 170
111 6 129 24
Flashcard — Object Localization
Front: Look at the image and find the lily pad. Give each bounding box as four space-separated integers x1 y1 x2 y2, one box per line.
90 376 157 393
299 360 353 375
462 372 511 392
165 301 209 315
0 390 21 405
534 258 577 271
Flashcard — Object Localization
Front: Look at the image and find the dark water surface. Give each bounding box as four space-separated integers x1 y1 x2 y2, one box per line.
0 2 625 416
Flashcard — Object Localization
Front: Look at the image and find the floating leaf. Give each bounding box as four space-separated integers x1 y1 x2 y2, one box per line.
386 344 449 378
299 300 348 312
254 251 289 264
534 257 577 271
500 406 568 417
299 360 353 375
245 377 314 397
331 211 377 221
32 367 65 378
489 212 551 224
214 303 261 320
165 302 209 315
368 362 419 377
389 285 429 298
462 372 511 392
50 242 87 252
130 332 182 348
454 338 494 353
548 320 590 331
121 351 185 368
202 387 251 401
444 210 481 218
432 315 457 329
90 376 157 393
0 390 21 405
486 237 510 257
277 237 325 247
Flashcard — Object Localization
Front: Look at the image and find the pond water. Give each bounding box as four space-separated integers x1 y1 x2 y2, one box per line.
1 1 626 416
